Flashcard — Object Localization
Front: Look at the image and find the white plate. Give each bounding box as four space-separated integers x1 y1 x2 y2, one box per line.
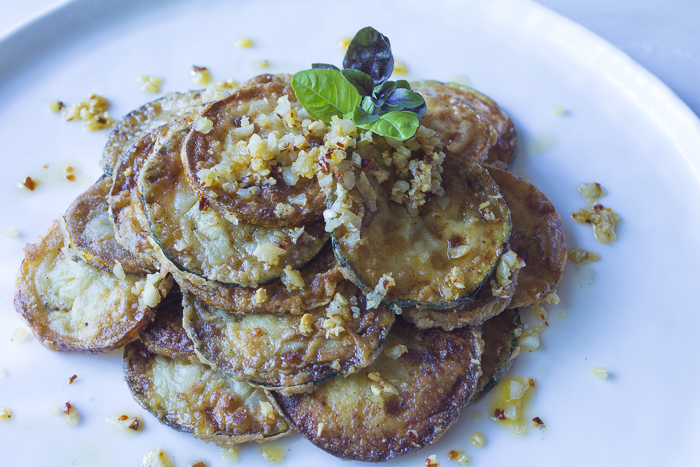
1 0 699 465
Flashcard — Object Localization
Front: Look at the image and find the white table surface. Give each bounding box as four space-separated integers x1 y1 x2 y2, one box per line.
1 0 698 118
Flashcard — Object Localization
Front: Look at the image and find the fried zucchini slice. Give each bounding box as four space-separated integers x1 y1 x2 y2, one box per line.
487 167 567 308
427 82 517 170
413 81 497 165
473 308 522 401
101 90 225 176
182 284 395 395
139 124 329 287
181 80 327 227
332 153 511 308
62 176 148 274
14 221 172 353
269 317 483 462
173 245 344 314
124 340 289 446
140 287 199 363
402 250 523 330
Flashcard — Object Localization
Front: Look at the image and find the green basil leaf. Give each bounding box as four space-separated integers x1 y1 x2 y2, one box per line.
355 111 419 141
349 107 381 125
341 69 375 96
291 69 361 123
361 96 376 114
373 81 397 101
385 88 424 109
312 63 340 72
343 26 394 86
395 79 411 89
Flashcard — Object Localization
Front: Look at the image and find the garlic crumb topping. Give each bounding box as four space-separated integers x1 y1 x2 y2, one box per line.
138 75 163 93
385 344 408 360
572 204 620 243
322 293 350 338
142 448 174 467
195 117 214 134
298 313 315 337
112 261 126 280
590 365 608 379
281 265 305 292
259 401 276 420
568 248 600 263
254 287 268 304
367 372 398 396
366 273 395 309
61 93 114 131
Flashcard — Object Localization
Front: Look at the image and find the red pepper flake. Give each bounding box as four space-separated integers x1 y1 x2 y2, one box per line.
335 169 344 183
532 416 546 428
63 401 73 415
494 408 506 420
198 196 210 211
594 204 603 212
319 158 330 174
252 328 262 337
192 462 207 467
447 450 460 461
192 65 208 72
96 116 107 124
529 378 536 387
272 241 287 250
118 415 129 421
43 164 49 169
68 375 77 384
66 174 76 182
128 418 140 431
65 166 73 173
22 177 36 191
281 352 300 364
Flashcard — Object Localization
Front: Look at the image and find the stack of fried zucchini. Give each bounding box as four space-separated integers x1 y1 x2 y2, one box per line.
14 74 566 461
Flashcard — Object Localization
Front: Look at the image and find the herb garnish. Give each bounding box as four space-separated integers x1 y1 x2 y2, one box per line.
292 27 426 141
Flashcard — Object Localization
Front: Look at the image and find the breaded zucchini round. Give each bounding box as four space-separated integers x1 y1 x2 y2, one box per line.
62 176 148 275
414 80 517 170
182 80 327 227
14 221 172 353
140 286 199 363
402 249 523 330
413 81 497 165
101 90 222 175
269 317 484 462
172 245 343 314
332 153 511 309
182 284 395 395
139 124 329 288
473 308 522 401
487 167 567 307
124 340 289 446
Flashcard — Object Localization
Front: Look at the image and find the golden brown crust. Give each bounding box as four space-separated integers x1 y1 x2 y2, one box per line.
182 81 326 227
14 221 172 353
473 309 522 400
173 245 343 314
62 176 148 275
270 318 483 462
487 167 567 307
182 285 395 395
413 80 497 165
101 91 209 175
108 129 166 272
335 155 511 308
401 266 519 330
140 287 199 363
124 340 289 446
140 123 329 287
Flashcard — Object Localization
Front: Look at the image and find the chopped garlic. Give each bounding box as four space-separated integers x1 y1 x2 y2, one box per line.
317 422 325 436
590 365 608 379
568 248 601 264
137 75 163 93
234 35 253 48
105 414 141 431
259 401 276 420
10 328 28 343
195 117 214 134
142 274 162 308
142 448 174 467
281 266 305 292
112 261 126 280
470 432 486 447
425 454 440 467
298 313 315 337
365 273 395 309
62 402 79 427
385 344 408 360
254 288 268 304
3 226 18 237
572 204 620 243
0 408 11 419
191 66 212 85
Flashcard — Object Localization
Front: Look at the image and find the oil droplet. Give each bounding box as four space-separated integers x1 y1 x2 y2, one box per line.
260 442 286 463
527 132 557 155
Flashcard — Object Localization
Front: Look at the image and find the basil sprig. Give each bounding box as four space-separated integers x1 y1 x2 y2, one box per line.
292 27 426 141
